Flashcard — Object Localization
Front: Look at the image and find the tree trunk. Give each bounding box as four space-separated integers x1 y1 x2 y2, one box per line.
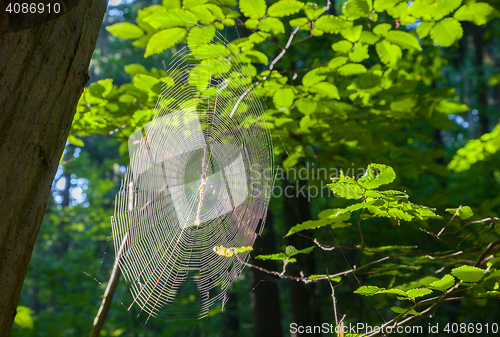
283 180 320 337
251 211 283 337
0 1 107 334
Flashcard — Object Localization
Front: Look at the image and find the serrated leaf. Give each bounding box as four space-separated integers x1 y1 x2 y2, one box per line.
430 274 455 290
268 0 305 17
432 0 462 21
391 306 421 316
245 18 259 29
304 2 324 20
183 0 207 7
285 245 314 256
245 50 268 64
332 40 353 53
385 30 422 51
295 98 317 114
145 28 186 57
124 64 149 76
187 25 215 49
341 25 363 43
355 286 384 296
337 63 367 76
239 0 267 19
308 274 341 282
144 8 198 29
249 31 271 43
407 288 433 298
451 265 485 283
274 88 295 108
430 18 463 47
359 31 379 45
315 15 353 34
374 0 404 13
289 17 310 30
454 2 495 25
358 164 396 189
256 253 295 262
390 94 417 111
310 82 340 99
259 17 285 34
106 22 144 39
342 0 372 19
318 208 351 221
329 175 364 199
163 0 181 9
446 206 473 220
328 56 348 69
376 40 402 67
417 21 435 39
373 23 391 36
302 68 327 86
377 288 408 297
435 100 470 114
349 43 369 62
190 5 215 24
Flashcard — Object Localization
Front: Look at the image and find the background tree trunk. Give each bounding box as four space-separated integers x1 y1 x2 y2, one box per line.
251 211 283 337
0 0 107 334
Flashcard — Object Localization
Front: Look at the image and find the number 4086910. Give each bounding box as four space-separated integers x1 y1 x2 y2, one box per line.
6 3 61 14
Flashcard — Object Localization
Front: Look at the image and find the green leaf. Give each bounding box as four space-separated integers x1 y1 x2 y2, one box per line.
144 8 198 29
245 18 259 29
359 31 380 45
349 43 369 62
289 17 310 30
145 27 186 57
295 98 317 114
190 5 215 24
124 64 149 76
274 88 295 108
342 0 372 19
285 245 314 256
385 30 422 51
315 15 353 34
329 174 364 199
358 164 396 189
432 0 462 21
304 2 324 20
239 0 267 19
374 0 404 12
267 0 305 17
354 285 384 296
388 208 413 221
341 25 363 43
67 135 84 147
451 265 485 283
302 68 327 86
445 206 473 220
328 56 348 69
259 17 285 34
337 63 367 76
430 18 463 47
390 95 417 111
430 274 455 290
163 0 181 9
106 22 144 39
406 288 433 299
377 288 408 297
249 31 271 43
487 257 500 268
391 306 421 316
133 74 160 91
255 253 296 262
416 21 435 39
183 0 207 7
308 274 341 282
14 306 34 329
187 25 216 49
376 40 402 67
366 245 417 252
318 208 352 221
372 23 391 36
435 100 470 114
245 50 268 64
454 2 495 25
310 82 340 99
332 40 353 53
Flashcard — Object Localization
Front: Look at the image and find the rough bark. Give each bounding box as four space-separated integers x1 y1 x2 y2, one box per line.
0 0 107 334
250 211 283 337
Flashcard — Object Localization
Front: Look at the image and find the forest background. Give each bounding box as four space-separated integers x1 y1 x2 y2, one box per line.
9 0 500 336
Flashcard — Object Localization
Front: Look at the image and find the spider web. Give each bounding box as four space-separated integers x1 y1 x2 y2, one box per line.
111 26 274 320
